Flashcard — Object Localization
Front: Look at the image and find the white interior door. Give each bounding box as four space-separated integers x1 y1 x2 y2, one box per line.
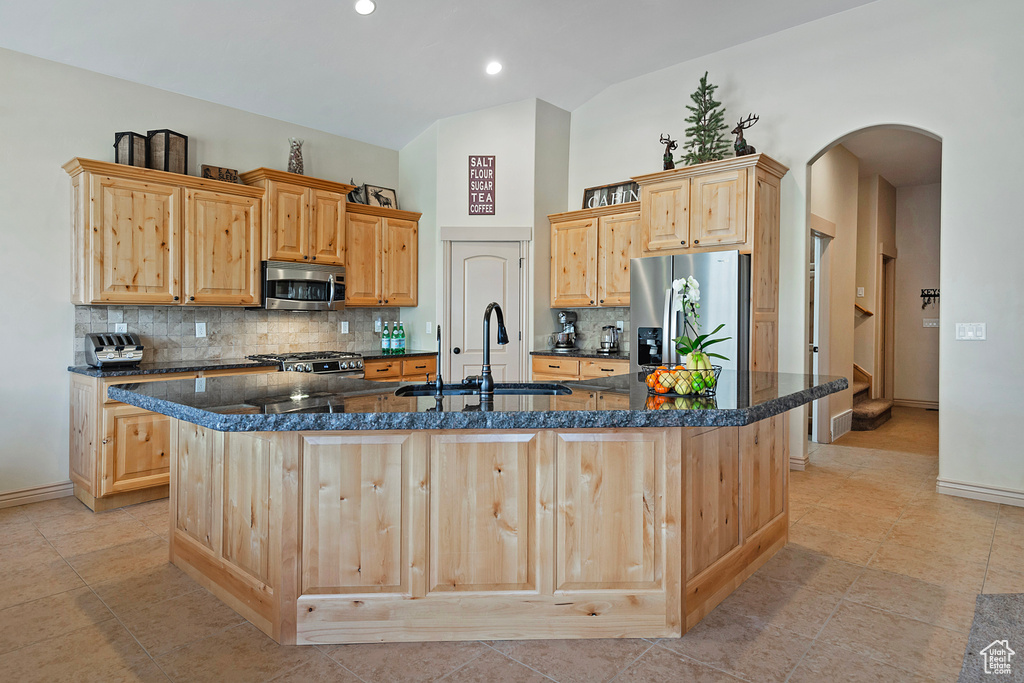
449 241 523 382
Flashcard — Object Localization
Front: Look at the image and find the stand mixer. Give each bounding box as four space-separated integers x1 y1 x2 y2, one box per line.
551 311 578 353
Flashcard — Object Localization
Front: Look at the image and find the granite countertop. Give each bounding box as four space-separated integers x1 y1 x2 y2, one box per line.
107 371 847 432
359 350 436 361
67 358 280 378
530 349 629 361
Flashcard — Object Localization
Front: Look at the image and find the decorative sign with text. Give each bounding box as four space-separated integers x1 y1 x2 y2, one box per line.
469 155 495 215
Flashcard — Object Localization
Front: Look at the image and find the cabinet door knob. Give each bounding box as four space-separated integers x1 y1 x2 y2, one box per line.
304 255 309 260
590 300 594 305
680 240 686 245
693 239 700 245
311 256 316 261
189 296 195 301
385 299 389 304
102 438 109 445
600 299 604 304
173 296 179 301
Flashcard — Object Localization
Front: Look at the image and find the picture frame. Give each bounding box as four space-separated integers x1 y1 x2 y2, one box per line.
363 184 398 210
581 180 640 210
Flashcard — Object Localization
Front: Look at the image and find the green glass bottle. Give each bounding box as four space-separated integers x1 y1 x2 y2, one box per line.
381 322 390 356
397 322 406 355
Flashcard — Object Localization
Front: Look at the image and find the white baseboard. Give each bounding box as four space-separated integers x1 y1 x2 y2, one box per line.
893 399 939 410
0 481 74 509
936 478 1024 508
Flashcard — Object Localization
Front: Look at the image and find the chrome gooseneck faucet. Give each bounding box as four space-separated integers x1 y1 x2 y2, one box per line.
480 302 509 401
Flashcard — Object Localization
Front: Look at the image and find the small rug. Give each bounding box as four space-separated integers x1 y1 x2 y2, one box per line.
959 593 1024 682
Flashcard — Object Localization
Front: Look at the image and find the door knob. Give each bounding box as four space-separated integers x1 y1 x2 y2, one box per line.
453 347 461 355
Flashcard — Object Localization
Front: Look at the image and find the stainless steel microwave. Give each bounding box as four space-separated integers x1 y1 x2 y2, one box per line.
262 261 345 311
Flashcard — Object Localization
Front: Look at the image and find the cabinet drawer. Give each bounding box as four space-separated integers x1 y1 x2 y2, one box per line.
580 359 629 379
364 360 401 380
401 357 437 380
531 357 580 378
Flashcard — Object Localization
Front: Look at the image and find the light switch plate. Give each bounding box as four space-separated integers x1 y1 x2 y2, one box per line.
113 323 127 334
857 287 865 298
923 318 939 328
341 321 349 334
195 377 206 392
955 322 986 340
374 318 382 333
426 321 433 335
195 322 206 338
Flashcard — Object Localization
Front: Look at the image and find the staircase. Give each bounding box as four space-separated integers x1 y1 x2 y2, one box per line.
852 380 892 430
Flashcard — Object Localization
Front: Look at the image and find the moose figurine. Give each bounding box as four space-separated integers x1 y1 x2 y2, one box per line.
732 114 759 157
660 134 679 170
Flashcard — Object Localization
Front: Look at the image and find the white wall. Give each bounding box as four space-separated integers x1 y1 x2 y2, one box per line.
0 48 398 496
855 175 879 374
895 183 941 404
398 123 439 350
399 99 571 357
567 0 1024 497
811 146 859 421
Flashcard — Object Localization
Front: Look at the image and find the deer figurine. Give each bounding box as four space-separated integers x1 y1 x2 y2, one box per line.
660 134 678 170
732 114 759 157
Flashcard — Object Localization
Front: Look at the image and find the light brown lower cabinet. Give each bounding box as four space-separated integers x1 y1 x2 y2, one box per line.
69 366 277 511
531 355 628 381
165 413 788 645
363 356 437 382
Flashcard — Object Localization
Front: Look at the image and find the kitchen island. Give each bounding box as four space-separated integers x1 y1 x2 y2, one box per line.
109 371 846 645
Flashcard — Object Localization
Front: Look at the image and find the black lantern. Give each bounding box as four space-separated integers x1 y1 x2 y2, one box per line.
146 129 188 175
113 131 147 167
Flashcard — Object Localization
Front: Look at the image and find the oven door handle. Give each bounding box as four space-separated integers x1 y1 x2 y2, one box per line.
327 274 336 308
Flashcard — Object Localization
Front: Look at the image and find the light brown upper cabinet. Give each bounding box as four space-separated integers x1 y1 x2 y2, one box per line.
65 158 265 306
634 154 788 374
549 203 640 308
345 203 420 307
238 168 354 266
635 157 778 253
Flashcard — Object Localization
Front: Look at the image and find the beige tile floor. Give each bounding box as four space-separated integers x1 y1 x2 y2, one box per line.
1 408 1020 682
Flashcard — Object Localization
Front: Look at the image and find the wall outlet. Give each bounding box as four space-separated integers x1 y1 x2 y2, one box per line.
113 323 127 334
341 321 349 334
195 377 206 393
856 287 865 298
955 322 986 340
374 318 382 333
923 318 940 328
195 322 206 338
617 320 623 331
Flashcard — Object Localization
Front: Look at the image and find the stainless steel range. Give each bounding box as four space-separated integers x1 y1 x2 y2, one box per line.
246 351 365 377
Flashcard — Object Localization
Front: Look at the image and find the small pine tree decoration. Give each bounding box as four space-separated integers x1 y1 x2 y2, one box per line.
683 72 729 165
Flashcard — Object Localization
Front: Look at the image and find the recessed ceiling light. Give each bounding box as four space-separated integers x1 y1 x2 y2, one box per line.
354 0 375 15
486 61 502 75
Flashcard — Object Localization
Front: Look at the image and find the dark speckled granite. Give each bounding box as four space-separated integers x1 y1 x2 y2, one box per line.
107 370 847 432
530 350 629 360
68 358 280 378
359 349 436 362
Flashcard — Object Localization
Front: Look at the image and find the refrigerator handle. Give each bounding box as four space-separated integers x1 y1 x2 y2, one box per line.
662 288 672 366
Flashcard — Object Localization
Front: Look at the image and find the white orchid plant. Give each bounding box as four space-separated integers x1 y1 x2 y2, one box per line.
671 276 731 368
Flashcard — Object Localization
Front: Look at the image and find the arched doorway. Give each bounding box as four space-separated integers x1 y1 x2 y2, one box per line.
804 125 942 458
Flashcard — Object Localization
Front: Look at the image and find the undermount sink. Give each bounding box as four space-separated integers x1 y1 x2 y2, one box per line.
394 382 571 398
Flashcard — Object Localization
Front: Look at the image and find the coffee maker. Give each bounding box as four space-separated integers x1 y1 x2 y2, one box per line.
552 311 578 353
597 325 620 354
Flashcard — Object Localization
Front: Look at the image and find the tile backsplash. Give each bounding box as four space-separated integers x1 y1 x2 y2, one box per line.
546 307 631 352
73 306 400 366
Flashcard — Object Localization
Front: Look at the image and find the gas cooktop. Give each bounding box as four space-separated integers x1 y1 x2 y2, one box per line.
246 351 364 376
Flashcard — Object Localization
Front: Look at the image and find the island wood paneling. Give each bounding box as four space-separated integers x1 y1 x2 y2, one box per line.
740 414 786 537
300 433 410 593
176 422 223 552
429 432 537 592
222 434 272 583
556 431 663 590
686 427 739 580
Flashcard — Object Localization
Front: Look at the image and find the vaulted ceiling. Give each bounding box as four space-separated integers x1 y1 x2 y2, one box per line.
0 0 878 149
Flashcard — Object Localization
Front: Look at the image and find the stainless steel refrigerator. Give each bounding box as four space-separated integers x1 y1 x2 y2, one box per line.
629 251 750 375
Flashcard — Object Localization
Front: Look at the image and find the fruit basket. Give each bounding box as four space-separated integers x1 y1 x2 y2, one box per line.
645 394 719 410
641 364 722 397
